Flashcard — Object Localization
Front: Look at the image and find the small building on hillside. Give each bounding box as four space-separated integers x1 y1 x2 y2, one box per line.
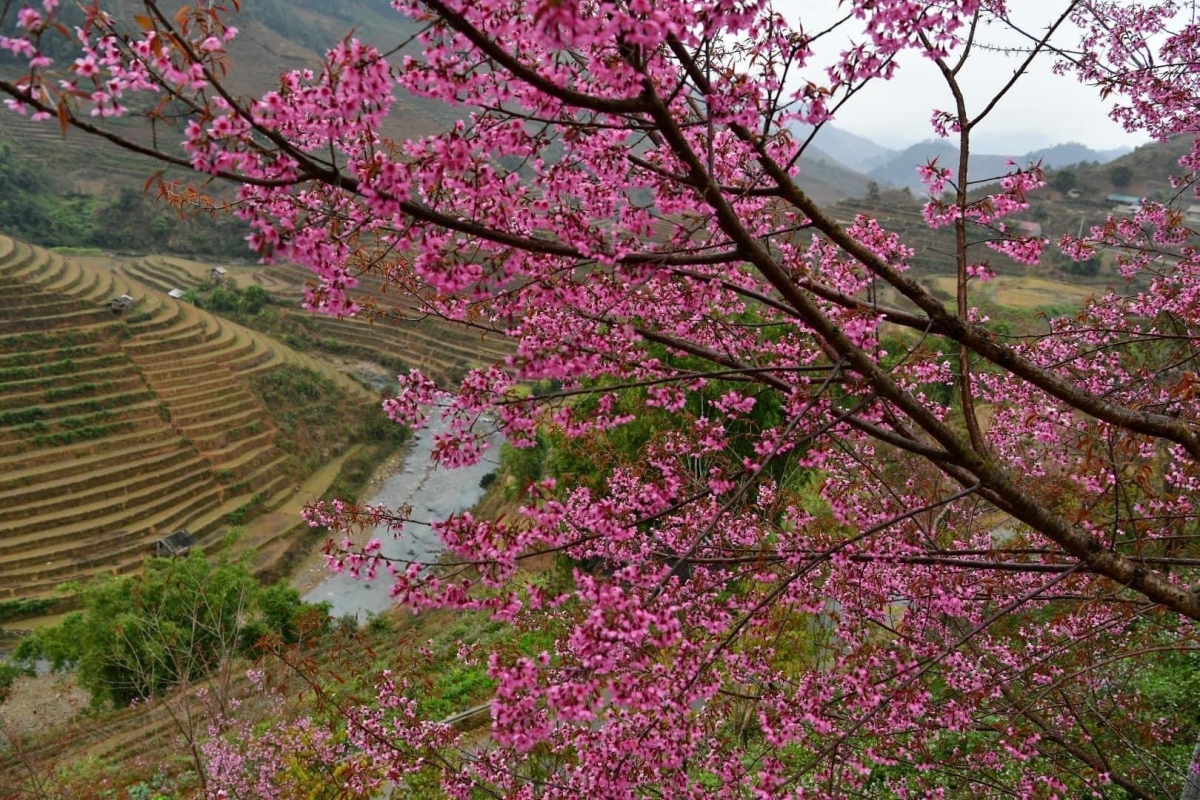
1108 193 1142 216
109 294 134 314
154 529 195 558
167 288 185 299
209 266 228 283
1016 221 1043 237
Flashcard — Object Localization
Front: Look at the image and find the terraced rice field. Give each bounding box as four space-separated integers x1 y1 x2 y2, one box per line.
926 274 1100 309
0 113 189 192
258 262 513 382
0 236 372 607
123 253 514 384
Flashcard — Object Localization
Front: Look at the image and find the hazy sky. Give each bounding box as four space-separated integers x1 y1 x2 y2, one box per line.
779 0 1151 153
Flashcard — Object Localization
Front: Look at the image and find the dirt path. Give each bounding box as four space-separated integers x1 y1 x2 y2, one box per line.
0 674 89 742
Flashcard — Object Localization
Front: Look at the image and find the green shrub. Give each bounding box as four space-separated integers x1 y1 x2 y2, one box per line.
44 383 97 402
0 597 55 622
0 406 47 426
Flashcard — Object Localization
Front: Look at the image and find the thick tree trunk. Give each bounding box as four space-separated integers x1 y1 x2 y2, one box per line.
1183 731 1200 800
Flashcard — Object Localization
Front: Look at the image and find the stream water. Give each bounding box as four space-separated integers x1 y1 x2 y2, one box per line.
303 415 502 620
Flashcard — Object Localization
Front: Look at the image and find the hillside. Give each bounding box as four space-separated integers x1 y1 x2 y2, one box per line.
797 146 874 203
792 123 898 173
1051 134 1200 202
0 0 458 260
0 236 382 619
116 255 516 387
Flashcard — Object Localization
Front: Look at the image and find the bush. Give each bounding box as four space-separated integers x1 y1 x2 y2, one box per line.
0 597 55 622
0 406 47 426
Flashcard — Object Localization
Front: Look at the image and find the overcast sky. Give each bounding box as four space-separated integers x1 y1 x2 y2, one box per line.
778 0 1151 153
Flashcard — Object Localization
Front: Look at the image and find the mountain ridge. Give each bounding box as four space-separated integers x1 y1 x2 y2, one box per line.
789 122 1133 192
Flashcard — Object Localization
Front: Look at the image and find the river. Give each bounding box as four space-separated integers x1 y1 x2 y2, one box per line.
303 415 502 620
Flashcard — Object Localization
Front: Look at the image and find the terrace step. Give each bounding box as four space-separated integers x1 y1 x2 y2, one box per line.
73 267 118 304
0 323 115 351
0 340 108 367
212 443 291 483
0 443 198 507
0 450 212 542
0 396 165 440
0 283 45 310
147 376 244 408
39 254 85 294
0 466 220 558
242 459 293 501
0 233 17 261
188 419 274 455
167 392 259 426
0 307 120 335
191 491 258 542
2 451 211 525
0 486 226 596
172 399 265 435
122 305 206 344
199 428 276 466
136 331 260 382
0 388 155 431
0 374 146 414
175 406 269 443
0 240 48 280
0 295 84 317
131 322 234 368
0 429 183 481
0 361 142 400
0 412 168 460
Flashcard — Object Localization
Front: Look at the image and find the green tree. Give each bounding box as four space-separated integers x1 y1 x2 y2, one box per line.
1051 168 1077 193
238 284 270 315
151 214 173 243
1109 163 1134 188
14 553 326 708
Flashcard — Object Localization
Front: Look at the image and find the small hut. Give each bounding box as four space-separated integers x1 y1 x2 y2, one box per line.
209 266 228 283
155 529 196 558
109 294 134 314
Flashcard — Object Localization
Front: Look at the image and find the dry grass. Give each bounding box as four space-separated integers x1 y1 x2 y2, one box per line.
990 276 1097 308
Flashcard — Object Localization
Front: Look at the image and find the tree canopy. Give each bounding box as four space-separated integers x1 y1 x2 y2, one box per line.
15 552 328 708
3 0 1200 796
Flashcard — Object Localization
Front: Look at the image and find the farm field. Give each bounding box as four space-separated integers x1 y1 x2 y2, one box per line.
925 274 1103 309
0 236 376 619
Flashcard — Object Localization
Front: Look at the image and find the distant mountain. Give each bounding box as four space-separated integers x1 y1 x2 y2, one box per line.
867 140 1133 192
795 146 873 204
791 124 898 173
1030 142 1131 168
